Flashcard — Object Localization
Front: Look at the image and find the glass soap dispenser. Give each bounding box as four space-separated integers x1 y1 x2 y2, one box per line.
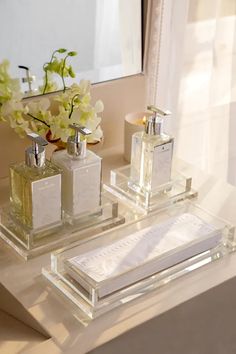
51 123 102 219
10 133 62 230
129 105 174 195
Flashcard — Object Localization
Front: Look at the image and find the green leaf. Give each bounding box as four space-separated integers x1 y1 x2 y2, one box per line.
49 59 62 73
68 65 76 78
68 51 77 57
57 48 67 53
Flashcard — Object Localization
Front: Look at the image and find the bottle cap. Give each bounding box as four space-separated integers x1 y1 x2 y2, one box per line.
145 105 171 135
25 132 48 168
67 123 91 158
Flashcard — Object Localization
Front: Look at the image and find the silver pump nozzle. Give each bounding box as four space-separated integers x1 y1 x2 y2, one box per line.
145 105 171 135
18 65 35 94
67 123 91 158
25 132 48 168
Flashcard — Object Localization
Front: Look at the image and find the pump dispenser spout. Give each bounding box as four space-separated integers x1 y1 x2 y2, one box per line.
67 123 91 158
25 132 47 168
18 65 35 94
145 105 171 135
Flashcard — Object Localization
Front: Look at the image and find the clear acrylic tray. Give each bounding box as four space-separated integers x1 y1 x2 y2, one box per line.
104 165 197 213
42 200 235 318
0 191 125 260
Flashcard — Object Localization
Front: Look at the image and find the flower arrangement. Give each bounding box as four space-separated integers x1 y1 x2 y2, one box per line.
0 49 103 144
41 48 77 94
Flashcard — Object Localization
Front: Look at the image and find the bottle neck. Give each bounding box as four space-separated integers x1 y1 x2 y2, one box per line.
145 117 163 136
67 137 87 159
25 145 46 168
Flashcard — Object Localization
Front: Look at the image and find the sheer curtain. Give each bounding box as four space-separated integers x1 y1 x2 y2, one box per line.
145 0 189 134
145 0 236 185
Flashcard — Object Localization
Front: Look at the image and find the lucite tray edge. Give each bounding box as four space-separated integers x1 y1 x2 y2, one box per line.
42 241 232 319
42 200 236 318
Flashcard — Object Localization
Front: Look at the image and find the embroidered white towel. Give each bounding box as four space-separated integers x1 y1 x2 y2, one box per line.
66 213 221 297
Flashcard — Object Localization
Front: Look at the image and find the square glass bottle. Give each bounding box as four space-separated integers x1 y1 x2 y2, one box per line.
51 124 102 222
8 133 62 241
129 105 173 197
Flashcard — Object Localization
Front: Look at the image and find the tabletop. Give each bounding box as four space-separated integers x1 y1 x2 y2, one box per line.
1 146 236 354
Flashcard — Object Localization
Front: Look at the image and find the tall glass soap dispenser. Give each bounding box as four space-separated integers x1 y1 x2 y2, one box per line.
10 133 62 230
129 105 173 195
52 123 102 218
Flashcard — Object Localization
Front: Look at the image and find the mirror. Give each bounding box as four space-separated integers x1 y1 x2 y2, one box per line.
0 0 142 96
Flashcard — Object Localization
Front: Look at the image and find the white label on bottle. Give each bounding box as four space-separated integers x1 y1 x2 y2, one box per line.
151 141 173 188
31 174 61 229
72 162 101 216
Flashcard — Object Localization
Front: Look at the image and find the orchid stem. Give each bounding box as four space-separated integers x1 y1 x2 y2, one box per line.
27 113 50 128
68 94 80 119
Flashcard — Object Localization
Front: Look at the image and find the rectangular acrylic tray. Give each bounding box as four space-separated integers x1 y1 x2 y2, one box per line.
0 191 125 260
104 165 197 213
42 200 235 318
